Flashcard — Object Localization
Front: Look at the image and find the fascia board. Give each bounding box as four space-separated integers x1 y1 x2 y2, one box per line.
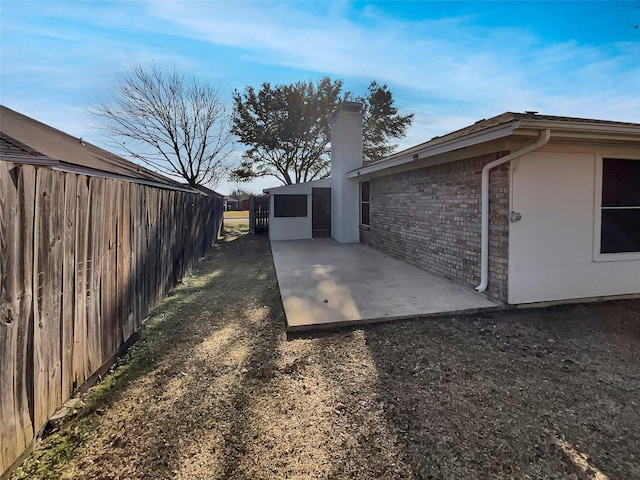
518 119 640 136
548 131 640 143
347 122 517 178
515 126 640 144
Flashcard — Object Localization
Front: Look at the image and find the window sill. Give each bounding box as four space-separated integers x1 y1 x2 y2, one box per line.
594 252 640 262
359 224 370 231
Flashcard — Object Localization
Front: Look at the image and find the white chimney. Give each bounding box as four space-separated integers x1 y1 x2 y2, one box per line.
330 101 363 243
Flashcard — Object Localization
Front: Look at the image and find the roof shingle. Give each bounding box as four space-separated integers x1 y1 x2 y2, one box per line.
0 105 185 188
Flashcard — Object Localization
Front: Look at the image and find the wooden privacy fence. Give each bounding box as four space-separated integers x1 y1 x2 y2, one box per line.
0 162 223 474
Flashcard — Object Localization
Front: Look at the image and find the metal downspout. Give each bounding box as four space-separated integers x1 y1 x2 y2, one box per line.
476 129 551 293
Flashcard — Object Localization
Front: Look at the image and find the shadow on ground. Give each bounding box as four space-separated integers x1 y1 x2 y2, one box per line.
300 300 640 479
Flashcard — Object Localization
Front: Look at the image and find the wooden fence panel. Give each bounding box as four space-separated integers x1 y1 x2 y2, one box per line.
170 192 180 287
139 183 148 324
73 175 90 386
16 166 36 462
118 182 132 345
131 183 144 329
61 174 77 401
188 195 196 269
110 182 122 351
193 195 203 258
171 193 180 284
101 180 116 360
147 188 159 309
159 192 168 299
32 168 65 431
162 191 174 296
0 164 35 472
86 177 104 373
181 193 189 272
127 183 138 333
1 162 223 475
118 183 135 341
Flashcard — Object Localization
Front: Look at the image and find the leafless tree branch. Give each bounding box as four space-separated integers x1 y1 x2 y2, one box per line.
92 64 234 188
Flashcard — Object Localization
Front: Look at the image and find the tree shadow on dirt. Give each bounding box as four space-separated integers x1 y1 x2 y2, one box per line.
12 226 289 480
352 301 640 479
292 299 640 479
84 228 285 479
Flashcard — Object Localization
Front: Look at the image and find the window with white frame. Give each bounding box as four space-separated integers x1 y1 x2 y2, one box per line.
599 158 640 255
360 181 370 226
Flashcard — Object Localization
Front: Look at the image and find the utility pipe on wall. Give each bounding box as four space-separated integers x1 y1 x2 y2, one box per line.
476 128 551 293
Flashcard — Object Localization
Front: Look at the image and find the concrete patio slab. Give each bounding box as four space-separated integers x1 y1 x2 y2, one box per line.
270 239 500 330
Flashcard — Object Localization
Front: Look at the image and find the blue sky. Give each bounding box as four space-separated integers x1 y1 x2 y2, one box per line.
1 0 639 194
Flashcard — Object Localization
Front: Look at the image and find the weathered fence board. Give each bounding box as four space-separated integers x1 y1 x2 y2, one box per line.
61 174 77 401
0 162 222 475
33 168 65 430
87 177 104 375
0 164 35 472
101 179 117 360
73 175 90 386
119 183 133 343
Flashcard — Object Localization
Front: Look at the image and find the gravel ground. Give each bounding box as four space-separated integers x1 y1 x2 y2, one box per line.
12 225 640 480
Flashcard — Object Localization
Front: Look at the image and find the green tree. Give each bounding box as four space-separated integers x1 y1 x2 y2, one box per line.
231 77 343 185
359 81 414 163
231 77 412 185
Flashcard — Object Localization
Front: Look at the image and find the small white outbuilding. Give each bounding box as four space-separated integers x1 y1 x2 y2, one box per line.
264 101 363 243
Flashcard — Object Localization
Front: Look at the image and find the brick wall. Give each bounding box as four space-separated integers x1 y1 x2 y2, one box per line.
360 152 510 302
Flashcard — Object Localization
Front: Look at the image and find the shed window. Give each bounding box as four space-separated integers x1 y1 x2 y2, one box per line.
273 194 307 217
361 181 370 226
600 158 640 254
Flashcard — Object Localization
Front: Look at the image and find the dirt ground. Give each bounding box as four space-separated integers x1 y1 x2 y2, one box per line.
12 225 640 480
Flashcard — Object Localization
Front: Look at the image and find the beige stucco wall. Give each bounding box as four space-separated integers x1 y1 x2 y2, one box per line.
508 145 640 304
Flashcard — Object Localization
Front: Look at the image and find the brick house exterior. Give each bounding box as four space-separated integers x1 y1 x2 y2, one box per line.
360 152 510 302
267 107 640 305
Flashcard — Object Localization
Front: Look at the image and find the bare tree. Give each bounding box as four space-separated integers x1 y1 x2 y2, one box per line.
93 65 234 188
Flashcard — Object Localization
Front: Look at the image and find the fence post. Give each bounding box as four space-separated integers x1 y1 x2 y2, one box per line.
249 195 256 235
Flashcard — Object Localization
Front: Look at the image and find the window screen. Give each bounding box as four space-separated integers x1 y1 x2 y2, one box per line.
600 158 640 253
273 194 308 217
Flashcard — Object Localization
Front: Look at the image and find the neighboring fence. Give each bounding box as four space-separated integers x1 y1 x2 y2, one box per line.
0 162 223 475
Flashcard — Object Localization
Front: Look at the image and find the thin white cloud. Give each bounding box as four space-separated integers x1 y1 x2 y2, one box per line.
144 1 639 123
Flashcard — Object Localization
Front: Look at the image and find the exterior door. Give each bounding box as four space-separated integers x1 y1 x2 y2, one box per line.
312 188 331 238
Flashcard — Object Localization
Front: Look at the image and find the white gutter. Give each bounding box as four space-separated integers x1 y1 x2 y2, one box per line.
476 128 551 293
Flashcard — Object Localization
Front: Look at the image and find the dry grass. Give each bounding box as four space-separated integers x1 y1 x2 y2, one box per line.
223 210 249 219
12 225 640 479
